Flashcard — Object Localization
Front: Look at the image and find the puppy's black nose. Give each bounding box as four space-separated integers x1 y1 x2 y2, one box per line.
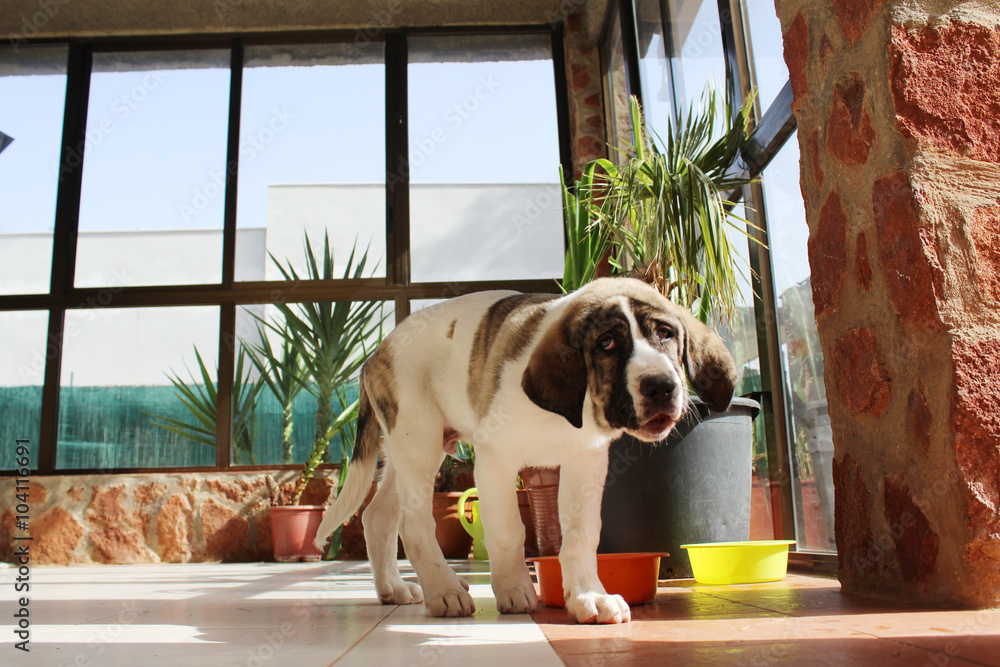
640 376 677 400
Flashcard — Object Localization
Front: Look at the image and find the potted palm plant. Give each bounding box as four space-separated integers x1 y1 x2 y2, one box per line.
565 84 764 577
152 344 265 466
257 232 387 562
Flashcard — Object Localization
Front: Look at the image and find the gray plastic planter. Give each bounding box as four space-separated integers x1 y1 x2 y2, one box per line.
598 397 760 578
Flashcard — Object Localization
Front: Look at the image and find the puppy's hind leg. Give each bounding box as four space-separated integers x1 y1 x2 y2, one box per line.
391 424 475 618
362 456 423 605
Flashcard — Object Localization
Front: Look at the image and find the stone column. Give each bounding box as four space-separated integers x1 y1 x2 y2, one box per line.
775 0 1000 607
564 12 608 177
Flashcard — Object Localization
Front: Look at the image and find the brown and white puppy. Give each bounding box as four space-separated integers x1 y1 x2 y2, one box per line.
314 277 737 624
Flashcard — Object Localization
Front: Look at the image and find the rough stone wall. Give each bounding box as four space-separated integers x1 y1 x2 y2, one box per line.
776 0 1000 607
564 10 609 178
0 472 339 564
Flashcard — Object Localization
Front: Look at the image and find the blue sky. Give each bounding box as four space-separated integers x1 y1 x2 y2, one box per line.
1 45 560 238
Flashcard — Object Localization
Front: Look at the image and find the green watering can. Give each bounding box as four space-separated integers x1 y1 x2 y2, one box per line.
458 487 489 560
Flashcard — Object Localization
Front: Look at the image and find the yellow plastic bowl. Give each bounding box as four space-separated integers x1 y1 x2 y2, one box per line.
680 540 796 585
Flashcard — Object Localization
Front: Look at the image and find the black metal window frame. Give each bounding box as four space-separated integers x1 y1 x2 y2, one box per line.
0 25 574 477
601 0 836 569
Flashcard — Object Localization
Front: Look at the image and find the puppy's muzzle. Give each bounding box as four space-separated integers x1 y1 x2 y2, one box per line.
633 375 683 441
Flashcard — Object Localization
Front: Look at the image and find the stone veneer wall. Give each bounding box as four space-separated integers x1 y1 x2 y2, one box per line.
564 10 609 177
775 0 1000 607
0 472 342 564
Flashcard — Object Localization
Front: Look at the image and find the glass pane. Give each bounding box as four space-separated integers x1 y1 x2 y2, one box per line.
604 7 633 156
762 131 834 552
635 0 674 137
233 300 389 466
235 43 386 282
410 298 447 312
57 306 220 469
0 46 67 295
719 202 772 540
742 0 790 113
667 0 727 105
408 34 564 283
75 50 231 288
0 311 49 470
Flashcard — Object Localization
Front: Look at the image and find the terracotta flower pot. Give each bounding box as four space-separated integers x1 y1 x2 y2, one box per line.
433 491 473 559
270 505 325 563
518 488 539 558
521 467 561 557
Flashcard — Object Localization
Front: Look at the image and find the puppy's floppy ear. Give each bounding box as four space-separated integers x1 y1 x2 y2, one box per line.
522 315 587 429
679 310 739 412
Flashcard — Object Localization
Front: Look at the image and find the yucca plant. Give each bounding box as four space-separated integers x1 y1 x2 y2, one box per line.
264 231 387 506
151 345 264 465
244 324 309 464
585 85 761 323
559 162 612 293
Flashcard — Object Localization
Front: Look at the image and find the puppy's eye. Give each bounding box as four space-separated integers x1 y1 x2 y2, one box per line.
657 327 675 344
598 335 616 351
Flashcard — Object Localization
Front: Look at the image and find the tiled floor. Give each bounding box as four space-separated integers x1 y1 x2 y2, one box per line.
2 560 998 666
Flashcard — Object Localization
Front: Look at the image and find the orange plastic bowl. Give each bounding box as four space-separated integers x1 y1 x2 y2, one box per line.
529 553 667 608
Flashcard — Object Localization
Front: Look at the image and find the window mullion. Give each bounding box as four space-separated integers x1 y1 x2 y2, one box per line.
385 32 410 310
215 39 244 469
39 43 92 474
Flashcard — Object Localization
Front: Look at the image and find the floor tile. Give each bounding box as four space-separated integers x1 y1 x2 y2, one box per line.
3 562 999 667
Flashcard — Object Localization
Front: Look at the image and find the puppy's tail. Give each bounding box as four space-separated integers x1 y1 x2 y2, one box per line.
313 378 381 550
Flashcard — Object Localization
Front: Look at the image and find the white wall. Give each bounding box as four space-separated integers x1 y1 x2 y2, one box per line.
1 182 564 386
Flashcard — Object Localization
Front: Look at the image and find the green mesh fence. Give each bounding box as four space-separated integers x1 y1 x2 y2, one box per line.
0 383 357 471
0 386 42 469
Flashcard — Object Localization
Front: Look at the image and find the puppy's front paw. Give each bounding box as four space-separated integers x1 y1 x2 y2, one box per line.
424 587 476 618
494 579 538 614
566 591 631 624
377 581 424 605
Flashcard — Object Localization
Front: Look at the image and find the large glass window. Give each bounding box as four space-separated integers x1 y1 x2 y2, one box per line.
635 0 674 136
742 0 791 112
407 34 564 283
75 50 231 288
235 43 386 282
0 46 67 295
2 29 569 474
602 1 822 554
762 132 834 552
604 7 633 155
57 306 220 469
667 0 727 104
